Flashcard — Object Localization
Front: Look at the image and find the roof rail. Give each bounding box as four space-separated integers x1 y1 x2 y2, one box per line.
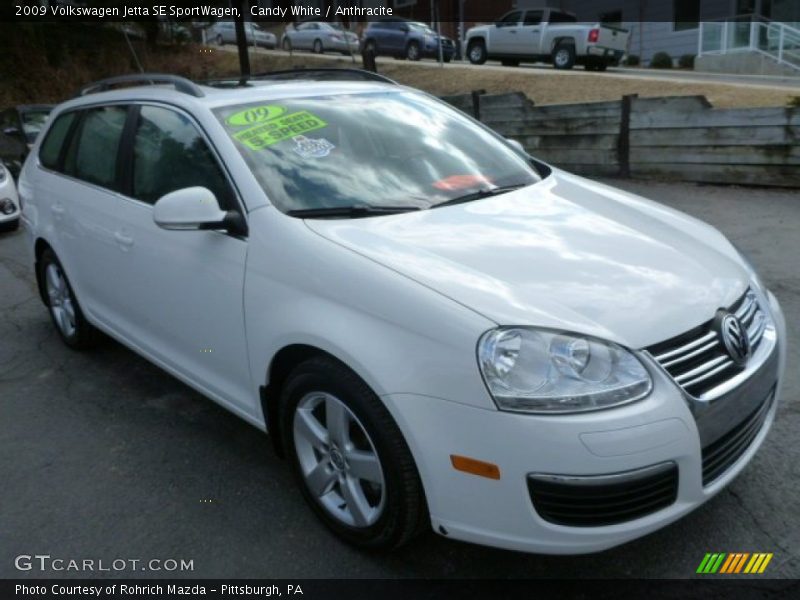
204 68 397 88
75 73 205 98
255 68 397 84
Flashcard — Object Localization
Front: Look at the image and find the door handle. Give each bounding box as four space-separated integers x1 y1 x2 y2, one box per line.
52 204 65 215
114 231 134 249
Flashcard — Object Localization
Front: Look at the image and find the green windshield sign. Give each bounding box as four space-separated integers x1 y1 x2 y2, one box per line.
225 104 329 151
226 105 287 126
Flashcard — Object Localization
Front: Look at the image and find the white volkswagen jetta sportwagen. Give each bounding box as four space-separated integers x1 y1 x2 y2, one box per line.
18 72 785 554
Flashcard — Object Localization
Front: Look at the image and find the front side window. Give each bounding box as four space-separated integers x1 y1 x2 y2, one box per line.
215 91 544 215
64 106 127 188
498 11 522 26
132 105 233 208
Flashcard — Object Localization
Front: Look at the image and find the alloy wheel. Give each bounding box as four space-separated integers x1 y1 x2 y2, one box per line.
293 392 386 528
45 263 76 338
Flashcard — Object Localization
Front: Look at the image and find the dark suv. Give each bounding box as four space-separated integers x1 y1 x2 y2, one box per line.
362 18 454 62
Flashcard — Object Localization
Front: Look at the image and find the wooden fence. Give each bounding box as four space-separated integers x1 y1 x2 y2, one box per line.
440 92 800 187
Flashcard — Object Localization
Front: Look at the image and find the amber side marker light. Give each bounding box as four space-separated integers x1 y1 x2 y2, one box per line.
450 455 501 480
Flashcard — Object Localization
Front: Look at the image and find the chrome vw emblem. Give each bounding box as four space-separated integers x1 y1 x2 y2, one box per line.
718 312 751 367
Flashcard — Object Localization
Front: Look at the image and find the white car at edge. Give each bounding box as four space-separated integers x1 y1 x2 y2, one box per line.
18 72 786 555
0 161 21 232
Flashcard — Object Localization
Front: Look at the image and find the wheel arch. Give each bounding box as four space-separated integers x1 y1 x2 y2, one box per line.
551 36 576 53
34 237 54 306
261 343 366 458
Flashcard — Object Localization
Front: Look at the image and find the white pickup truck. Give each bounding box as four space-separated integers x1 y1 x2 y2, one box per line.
465 8 629 71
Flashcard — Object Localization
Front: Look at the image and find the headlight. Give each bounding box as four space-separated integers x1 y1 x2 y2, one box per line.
478 328 652 414
0 198 16 215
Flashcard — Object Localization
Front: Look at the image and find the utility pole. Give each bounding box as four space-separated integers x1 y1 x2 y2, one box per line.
234 0 251 83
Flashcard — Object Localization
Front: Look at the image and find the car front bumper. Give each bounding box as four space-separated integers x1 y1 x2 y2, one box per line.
383 291 786 554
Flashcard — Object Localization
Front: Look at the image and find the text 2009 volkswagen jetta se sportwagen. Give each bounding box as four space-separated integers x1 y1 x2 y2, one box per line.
19 73 785 554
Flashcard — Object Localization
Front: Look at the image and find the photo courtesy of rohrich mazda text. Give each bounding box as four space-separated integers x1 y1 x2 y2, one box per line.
18 71 785 554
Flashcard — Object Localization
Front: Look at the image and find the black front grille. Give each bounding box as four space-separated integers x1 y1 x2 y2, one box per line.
701 392 773 486
527 463 678 527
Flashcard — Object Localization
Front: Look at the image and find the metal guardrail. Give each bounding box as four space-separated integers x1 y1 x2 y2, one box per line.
698 15 800 73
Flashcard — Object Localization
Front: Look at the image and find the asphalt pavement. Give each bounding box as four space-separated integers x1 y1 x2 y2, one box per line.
1 179 798 579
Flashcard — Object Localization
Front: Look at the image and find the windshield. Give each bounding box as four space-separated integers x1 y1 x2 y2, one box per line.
21 110 51 144
214 91 543 215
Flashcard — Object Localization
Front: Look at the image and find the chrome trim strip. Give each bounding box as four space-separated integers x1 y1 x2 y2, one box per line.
653 330 716 362
527 461 676 486
681 359 735 389
675 355 729 384
660 339 719 369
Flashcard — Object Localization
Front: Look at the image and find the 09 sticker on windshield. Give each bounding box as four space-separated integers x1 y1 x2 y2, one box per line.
226 105 329 151
226 105 287 126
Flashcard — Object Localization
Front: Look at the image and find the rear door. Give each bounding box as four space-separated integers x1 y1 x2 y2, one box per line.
41 104 130 322
491 11 523 54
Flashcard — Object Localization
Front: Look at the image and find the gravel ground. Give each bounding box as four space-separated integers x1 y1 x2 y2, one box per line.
0 178 797 579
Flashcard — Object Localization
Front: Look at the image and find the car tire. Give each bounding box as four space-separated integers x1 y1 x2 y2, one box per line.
443 55 452 63
552 43 576 70
38 248 98 350
0 218 19 233
406 41 421 61
313 39 324 54
280 356 427 550
283 38 292 51
467 40 487 65
216 34 224 46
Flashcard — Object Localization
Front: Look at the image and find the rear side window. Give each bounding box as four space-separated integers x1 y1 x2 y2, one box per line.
63 106 127 188
549 12 577 23
131 105 234 208
39 112 77 170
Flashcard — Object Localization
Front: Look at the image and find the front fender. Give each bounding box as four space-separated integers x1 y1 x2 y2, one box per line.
243 207 497 417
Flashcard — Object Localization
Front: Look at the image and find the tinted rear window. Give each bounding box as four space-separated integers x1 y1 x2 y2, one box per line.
39 112 76 170
63 106 127 189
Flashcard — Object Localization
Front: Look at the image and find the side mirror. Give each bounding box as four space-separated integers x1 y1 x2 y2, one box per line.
153 187 246 235
506 138 526 154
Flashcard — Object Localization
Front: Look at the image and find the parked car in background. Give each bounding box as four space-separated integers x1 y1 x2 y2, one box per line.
363 18 455 62
208 21 277 49
20 72 785 555
0 162 20 232
0 105 53 179
466 8 629 70
282 21 359 54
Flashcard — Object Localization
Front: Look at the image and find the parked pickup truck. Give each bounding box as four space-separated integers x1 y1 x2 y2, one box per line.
466 8 629 71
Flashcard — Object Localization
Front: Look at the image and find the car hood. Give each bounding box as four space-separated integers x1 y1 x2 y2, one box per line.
305 171 749 349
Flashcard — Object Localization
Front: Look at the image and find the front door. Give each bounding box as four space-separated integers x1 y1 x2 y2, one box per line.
105 104 253 416
492 11 523 54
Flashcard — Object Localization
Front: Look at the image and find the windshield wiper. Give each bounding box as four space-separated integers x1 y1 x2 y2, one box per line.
286 205 421 219
430 184 529 209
